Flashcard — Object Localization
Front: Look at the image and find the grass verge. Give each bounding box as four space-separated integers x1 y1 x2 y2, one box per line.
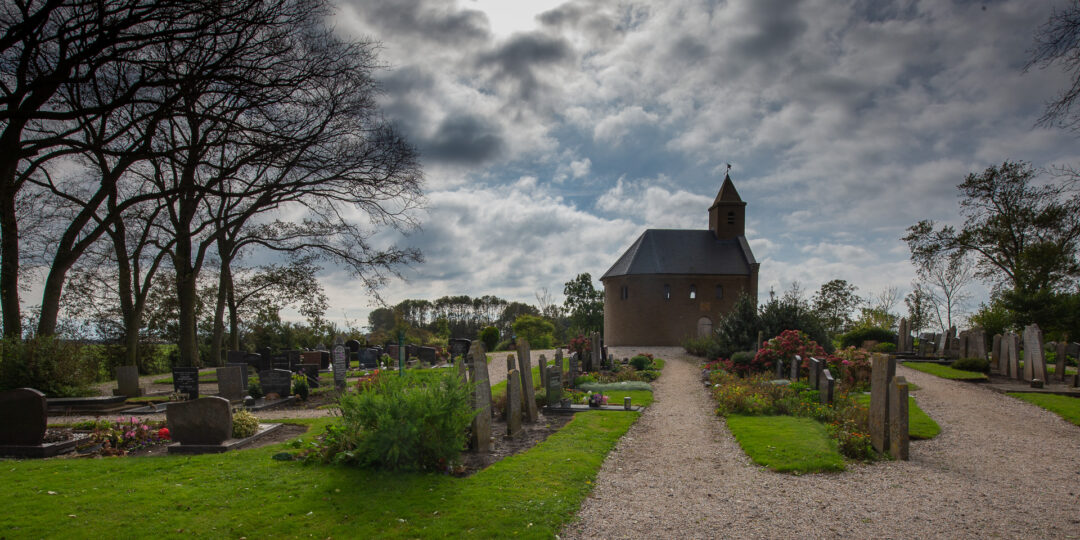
1 410 637 538
853 394 941 439
725 415 845 473
1007 392 1080 426
902 362 988 381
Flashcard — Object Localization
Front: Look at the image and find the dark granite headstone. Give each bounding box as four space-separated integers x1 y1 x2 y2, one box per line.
300 364 320 388
0 388 47 445
448 338 471 363
319 350 330 370
286 350 302 370
820 369 835 404
775 358 785 380
790 355 801 380
359 348 380 369
809 358 821 389
172 367 199 400
259 369 293 397
332 338 347 389
418 346 437 365
546 365 563 406
271 353 290 371
345 339 362 354
226 350 247 365
166 396 232 445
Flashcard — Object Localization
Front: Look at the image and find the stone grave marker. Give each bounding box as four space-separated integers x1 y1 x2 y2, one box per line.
418 346 437 365
319 350 330 370
216 365 246 401
1023 324 1048 383
359 348 379 369
469 343 492 452
820 369 835 404
166 396 232 445
248 352 268 372
775 357 785 379
554 349 563 378
897 318 909 352
517 339 532 385
345 339 362 354
991 334 1002 372
505 369 523 438
1055 342 1067 382
300 364 320 388
286 350 302 370
1005 332 1021 380
590 332 602 372
172 367 199 400
809 358 821 390
568 353 579 387
260 368 293 397
957 330 970 359
448 338 471 364
888 375 910 460
113 365 144 397
457 356 469 383
226 362 250 391
0 388 47 445
271 353 290 371
971 328 987 360
332 337 347 389
301 351 321 367
869 353 897 454
506 353 516 374
1068 342 1080 360
790 354 800 380
546 365 562 406
517 345 539 423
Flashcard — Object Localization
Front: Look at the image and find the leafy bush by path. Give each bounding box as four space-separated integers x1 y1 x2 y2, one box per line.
903 362 988 380
838 326 897 349
951 357 990 373
479 326 499 353
1007 393 1080 426
725 415 846 473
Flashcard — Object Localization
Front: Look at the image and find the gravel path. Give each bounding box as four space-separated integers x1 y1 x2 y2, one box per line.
562 347 1080 539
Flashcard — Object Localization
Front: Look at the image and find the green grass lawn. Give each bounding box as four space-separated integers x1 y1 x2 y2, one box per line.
1007 393 1080 426
1 410 638 538
853 394 941 439
902 362 988 381
725 415 845 473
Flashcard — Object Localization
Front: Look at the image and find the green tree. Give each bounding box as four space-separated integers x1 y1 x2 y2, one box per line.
812 279 860 337
904 286 932 335
713 292 761 357
562 273 604 335
512 314 555 349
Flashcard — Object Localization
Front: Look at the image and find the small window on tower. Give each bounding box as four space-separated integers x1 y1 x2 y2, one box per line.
689 285 697 299
727 211 735 225
715 285 724 299
620 285 629 300
663 284 671 300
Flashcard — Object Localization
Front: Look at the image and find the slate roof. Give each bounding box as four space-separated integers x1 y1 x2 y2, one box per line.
600 229 757 279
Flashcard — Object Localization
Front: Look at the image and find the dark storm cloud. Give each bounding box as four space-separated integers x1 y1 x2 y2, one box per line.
476 32 574 101
340 0 490 45
731 0 809 60
420 113 505 165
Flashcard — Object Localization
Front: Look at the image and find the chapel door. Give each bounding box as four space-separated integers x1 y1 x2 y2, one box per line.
696 317 713 337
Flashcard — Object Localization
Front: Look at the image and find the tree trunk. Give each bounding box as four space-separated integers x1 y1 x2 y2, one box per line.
0 175 20 339
209 251 232 366
228 274 240 351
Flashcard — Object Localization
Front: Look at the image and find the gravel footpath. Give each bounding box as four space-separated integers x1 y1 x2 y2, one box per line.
562 347 1080 539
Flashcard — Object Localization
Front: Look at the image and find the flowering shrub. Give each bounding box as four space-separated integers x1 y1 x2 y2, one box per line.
355 369 381 391
83 416 169 456
568 335 592 357
752 330 829 377
833 346 872 389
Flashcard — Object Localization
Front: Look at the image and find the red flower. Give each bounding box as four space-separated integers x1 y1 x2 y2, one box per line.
158 427 170 440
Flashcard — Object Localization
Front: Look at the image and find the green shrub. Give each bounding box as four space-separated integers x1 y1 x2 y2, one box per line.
951 357 989 373
494 339 514 352
318 372 476 470
574 374 598 386
872 342 897 353
630 354 653 370
0 336 97 396
248 381 264 399
292 375 310 401
578 381 653 393
512 315 554 349
682 335 721 358
479 326 499 352
730 350 756 372
232 409 259 438
639 370 660 382
838 327 897 349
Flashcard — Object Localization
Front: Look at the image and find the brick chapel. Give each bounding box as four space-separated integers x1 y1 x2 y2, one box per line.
600 174 760 346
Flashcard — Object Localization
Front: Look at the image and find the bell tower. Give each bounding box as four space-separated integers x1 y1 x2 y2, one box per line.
708 173 746 240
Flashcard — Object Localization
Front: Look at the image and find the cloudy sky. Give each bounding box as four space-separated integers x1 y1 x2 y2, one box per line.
312 0 1080 329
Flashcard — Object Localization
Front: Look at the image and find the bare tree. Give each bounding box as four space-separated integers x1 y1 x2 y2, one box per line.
916 255 975 332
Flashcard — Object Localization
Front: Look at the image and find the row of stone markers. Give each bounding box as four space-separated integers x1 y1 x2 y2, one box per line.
869 353 910 460
773 355 835 404
990 324 1079 387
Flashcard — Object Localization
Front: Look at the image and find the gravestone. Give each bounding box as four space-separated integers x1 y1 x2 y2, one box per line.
516 339 532 385
869 354 897 454
554 349 563 379
249 352 269 373
226 362 250 391
790 354 800 380
1022 324 1048 383
259 369 293 397
286 350 302 370
0 388 47 445
568 353 579 387
418 346 437 365
448 338 471 364
888 375 910 460
469 343 492 453
537 354 547 390
546 365 563 406
506 353 516 374
775 357 785 380
457 356 469 383
1005 332 1021 380
991 334 1002 373
114 365 144 397
227 350 247 365
590 332 602 372
897 318 908 352
172 367 199 400
517 344 539 423
359 348 379 369
957 330 970 359
301 351 321 369
216 366 246 401
345 339 362 354
300 364 320 388
271 353 290 371
387 344 399 360
166 396 232 445
820 369 835 404
319 351 330 370
1055 342 1067 382
1068 342 1080 360
809 358 821 390
505 369 523 438
970 328 987 360
332 337 348 389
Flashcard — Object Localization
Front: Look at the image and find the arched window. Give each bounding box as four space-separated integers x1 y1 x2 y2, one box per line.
663 284 670 300
727 211 735 225
689 285 697 299
715 285 724 299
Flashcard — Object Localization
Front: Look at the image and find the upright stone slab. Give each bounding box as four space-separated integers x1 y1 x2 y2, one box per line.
457 357 468 383
0 388 47 445
166 396 232 445
517 345 539 423
546 365 563 406
448 338 471 364
1023 324 1048 383
1055 342 1067 382
226 362 249 391
888 375 910 460
1005 333 1021 380
301 351 322 367
590 332 602 373
505 369 523 438
790 354 801 380
516 339 531 381
775 357 785 380
332 337 347 389
869 353 896 454
809 358 821 389
259 369 292 397
506 354 516 374
537 354 547 390
971 328 987 360
216 366 246 401
418 346 437 365
957 330 970 359
114 365 144 397
568 353 579 387
820 369 835 404
897 318 909 352
991 334 1003 372
470 343 492 453
172 367 199 400
555 349 563 378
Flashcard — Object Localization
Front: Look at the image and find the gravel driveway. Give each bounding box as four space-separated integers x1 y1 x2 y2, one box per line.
562 347 1080 539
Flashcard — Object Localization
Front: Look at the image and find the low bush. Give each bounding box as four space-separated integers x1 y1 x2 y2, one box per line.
574 374 598 386
951 357 990 373
479 326 499 353
682 335 721 358
0 336 97 396
232 409 259 439
310 372 476 470
838 326 897 349
630 354 654 370
292 375 310 401
248 381 264 399
872 342 896 353
79 416 168 456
